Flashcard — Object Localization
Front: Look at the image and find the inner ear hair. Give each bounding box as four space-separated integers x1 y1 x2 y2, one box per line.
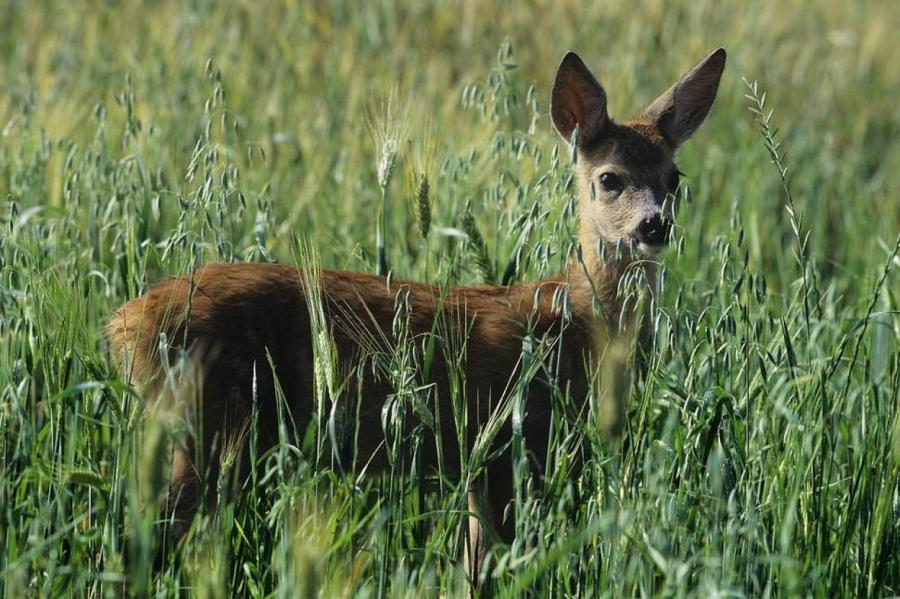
551 52 609 145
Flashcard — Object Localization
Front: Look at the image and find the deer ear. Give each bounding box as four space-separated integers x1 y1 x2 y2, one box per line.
642 48 726 148
551 52 609 145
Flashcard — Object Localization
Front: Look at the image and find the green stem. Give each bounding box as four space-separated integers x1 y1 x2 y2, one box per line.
376 185 388 276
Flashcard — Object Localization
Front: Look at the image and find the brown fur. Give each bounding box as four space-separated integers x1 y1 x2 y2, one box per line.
106 47 726 587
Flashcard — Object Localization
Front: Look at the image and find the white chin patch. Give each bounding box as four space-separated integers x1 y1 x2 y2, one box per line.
637 242 665 256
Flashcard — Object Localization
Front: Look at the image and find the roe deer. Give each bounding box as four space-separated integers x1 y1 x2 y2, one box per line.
106 47 726 584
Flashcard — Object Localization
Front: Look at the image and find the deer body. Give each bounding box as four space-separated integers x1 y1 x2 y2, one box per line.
106 47 726 583
107 261 605 535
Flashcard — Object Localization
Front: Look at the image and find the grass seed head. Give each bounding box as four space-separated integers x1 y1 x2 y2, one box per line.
415 174 431 239
369 93 409 191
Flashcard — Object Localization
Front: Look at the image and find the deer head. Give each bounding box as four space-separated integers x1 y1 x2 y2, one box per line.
551 48 726 257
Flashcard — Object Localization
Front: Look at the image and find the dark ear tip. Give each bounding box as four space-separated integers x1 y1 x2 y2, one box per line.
559 51 584 70
710 47 727 66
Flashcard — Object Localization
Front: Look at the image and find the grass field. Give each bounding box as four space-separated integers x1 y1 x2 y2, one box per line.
2 0 899 596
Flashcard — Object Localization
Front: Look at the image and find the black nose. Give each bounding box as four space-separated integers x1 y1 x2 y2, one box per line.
636 215 672 247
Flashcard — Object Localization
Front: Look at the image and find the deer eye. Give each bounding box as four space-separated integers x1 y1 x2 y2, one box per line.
599 172 623 193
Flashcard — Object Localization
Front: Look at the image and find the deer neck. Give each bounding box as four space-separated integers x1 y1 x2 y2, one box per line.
566 223 657 348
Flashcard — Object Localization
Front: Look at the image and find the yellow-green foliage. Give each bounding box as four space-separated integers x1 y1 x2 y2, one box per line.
1 1 898 596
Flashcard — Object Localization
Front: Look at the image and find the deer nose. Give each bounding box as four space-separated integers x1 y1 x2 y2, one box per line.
636 214 672 247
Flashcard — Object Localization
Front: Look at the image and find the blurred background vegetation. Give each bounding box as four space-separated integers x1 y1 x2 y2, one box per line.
2 0 897 278
1 0 898 596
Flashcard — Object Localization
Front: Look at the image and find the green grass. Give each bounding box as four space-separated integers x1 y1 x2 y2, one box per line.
2 0 899 596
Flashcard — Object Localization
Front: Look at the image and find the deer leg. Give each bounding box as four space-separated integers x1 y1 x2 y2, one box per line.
154 441 200 566
465 484 486 579
464 458 515 594
464 482 491 593
155 372 253 560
